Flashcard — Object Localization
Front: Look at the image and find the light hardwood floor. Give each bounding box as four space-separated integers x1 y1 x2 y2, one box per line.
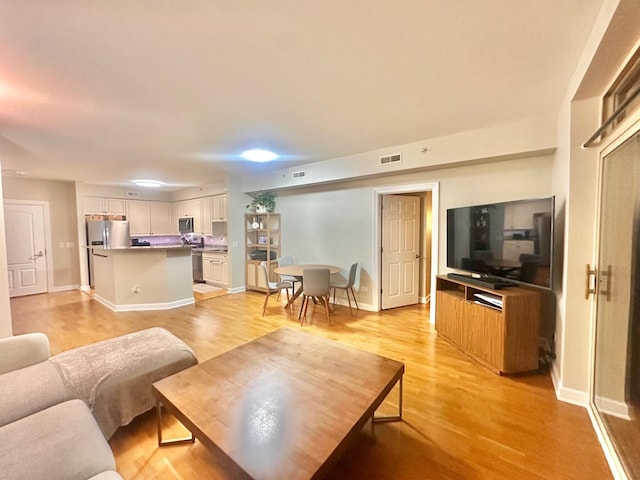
10 290 612 480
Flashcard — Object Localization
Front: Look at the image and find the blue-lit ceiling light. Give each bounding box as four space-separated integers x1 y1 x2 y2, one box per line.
241 149 278 162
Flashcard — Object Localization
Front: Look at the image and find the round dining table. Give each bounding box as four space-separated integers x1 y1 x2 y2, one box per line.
273 264 341 309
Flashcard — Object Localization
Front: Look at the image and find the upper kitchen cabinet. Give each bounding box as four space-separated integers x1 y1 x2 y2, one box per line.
201 197 212 235
211 194 228 222
503 199 550 230
201 195 227 234
174 195 228 235
128 200 172 235
178 199 199 218
84 197 127 216
177 199 202 233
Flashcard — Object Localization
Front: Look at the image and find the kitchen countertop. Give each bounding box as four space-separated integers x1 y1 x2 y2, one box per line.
190 247 228 253
86 245 191 250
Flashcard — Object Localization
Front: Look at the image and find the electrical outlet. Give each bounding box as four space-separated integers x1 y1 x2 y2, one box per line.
66 242 74 247
232 240 239 248
360 285 369 292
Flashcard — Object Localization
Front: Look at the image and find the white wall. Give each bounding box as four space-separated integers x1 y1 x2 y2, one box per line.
551 0 639 405
242 114 556 193
0 172 12 337
2 177 81 290
275 154 553 311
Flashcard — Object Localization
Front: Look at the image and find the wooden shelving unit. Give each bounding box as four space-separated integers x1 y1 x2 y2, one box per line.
435 275 542 374
245 213 280 292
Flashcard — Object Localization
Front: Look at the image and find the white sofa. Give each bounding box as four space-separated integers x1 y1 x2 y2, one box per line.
0 333 122 480
0 329 198 480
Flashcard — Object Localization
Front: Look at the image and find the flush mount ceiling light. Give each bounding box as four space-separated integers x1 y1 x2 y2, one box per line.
241 149 278 162
133 179 163 188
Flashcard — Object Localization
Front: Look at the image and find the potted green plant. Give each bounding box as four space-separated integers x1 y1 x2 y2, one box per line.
246 191 276 213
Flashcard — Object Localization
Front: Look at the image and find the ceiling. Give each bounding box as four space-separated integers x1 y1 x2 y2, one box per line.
0 1 605 191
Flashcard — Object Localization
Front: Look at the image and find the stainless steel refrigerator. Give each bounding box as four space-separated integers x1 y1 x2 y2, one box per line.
86 218 131 287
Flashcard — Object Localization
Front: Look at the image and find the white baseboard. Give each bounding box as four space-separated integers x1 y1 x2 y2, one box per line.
594 396 632 421
93 295 195 312
331 296 375 312
50 284 80 293
552 369 589 407
587 405 630 480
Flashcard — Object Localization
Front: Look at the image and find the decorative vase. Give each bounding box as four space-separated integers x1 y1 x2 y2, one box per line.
256 205 267 213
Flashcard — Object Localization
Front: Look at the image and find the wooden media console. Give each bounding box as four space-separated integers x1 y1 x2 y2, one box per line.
435 275 542 374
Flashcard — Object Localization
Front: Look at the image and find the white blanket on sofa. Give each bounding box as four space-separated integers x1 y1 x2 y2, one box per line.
49 327 197 438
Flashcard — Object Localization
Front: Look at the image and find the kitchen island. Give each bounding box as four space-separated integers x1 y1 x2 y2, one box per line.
90 245 194 311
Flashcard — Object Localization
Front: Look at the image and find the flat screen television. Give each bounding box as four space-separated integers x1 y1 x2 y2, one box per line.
446 196 555 289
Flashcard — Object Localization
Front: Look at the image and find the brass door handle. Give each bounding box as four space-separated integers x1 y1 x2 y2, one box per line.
585 264 597 299
600 265 612 302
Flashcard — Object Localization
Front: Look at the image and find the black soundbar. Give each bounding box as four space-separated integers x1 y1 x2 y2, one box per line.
447 273 517 290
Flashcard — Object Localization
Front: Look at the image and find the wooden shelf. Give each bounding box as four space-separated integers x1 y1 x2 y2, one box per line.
435 275 541 374
245 213 281 292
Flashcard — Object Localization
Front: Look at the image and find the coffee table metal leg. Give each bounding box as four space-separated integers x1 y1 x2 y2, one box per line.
156 400 195 446
373 375 403 423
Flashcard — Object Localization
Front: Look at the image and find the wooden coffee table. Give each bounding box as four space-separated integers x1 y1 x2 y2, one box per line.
152 327 404 480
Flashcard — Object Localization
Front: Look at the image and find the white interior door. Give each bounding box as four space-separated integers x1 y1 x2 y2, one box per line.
381 194 420 309
4 203 48 297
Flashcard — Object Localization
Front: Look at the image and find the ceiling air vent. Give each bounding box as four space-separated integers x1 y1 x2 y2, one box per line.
292 170 306 179
380 153 401 165
127 191 141 198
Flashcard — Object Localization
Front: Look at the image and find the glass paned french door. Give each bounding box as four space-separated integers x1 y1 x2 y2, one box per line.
593 129 640 479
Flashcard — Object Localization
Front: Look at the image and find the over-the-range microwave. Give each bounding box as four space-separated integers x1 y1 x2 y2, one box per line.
178 217 194 234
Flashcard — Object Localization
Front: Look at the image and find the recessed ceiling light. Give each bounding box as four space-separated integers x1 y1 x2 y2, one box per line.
241 149 278 162
133 179 163 188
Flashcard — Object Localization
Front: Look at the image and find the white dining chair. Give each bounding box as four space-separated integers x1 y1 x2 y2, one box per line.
299 268 331 326
277 256 298 295
330 262 359 315
260 261 292 316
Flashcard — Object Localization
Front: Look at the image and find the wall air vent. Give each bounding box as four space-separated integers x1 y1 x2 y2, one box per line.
380 153 401 165
292 170 306 179
127 191 141 198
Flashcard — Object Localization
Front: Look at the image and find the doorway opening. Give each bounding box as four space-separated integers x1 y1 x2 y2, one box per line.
591 124 640 479
3 200 53 297
373 182 439 322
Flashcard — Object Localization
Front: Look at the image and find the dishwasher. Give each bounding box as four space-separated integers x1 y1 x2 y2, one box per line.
192 249 204 283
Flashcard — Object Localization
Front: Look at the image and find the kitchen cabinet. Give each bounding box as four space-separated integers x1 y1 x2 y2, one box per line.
177 199 202 233
178 199 199 218
84 197 127 216
200 195 227 234
174 195 227 234
435 275 541 374
502 240 535 262
149 202 172 234
200 197 212 235
171 203 181 234
503 200 550 230
211 194 228 222
245 213 280 292
203 252 229 286
127 200 172 235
